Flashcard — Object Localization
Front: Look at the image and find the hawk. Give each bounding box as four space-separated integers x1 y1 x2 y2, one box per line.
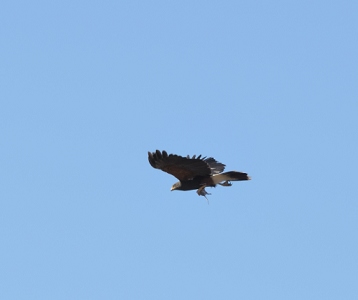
148 150 250 199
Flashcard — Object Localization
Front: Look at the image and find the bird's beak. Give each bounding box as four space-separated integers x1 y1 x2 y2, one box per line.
170 186 174 191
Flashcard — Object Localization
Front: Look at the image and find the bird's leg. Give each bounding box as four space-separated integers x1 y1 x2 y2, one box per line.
197 185 211 204
218 180 232 187
197 185 211 198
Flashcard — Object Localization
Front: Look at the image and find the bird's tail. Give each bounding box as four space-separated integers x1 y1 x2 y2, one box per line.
211 171 251 185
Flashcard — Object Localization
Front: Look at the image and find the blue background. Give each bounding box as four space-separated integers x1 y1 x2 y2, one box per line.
1 1 357 299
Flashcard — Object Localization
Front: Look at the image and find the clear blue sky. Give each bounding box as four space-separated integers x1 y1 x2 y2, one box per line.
1 1 357 299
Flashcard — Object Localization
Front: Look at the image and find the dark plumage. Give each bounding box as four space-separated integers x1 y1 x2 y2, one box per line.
148 150 251 200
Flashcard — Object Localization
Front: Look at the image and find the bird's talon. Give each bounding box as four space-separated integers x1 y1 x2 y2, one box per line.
218 180 232 187
197 185 210 198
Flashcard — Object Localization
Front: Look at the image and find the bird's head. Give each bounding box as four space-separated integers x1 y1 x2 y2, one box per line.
171 182 181 191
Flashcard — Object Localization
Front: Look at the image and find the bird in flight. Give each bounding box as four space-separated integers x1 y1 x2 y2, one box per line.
148 150 250 200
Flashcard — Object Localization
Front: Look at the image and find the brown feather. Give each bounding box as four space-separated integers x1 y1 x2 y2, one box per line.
148 150 215 181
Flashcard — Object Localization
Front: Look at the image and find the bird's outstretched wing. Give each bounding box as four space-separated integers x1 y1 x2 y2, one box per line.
148 150 225 181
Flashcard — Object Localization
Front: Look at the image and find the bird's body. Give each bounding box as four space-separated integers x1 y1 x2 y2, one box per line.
172 177 206 191
148 150 250 199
